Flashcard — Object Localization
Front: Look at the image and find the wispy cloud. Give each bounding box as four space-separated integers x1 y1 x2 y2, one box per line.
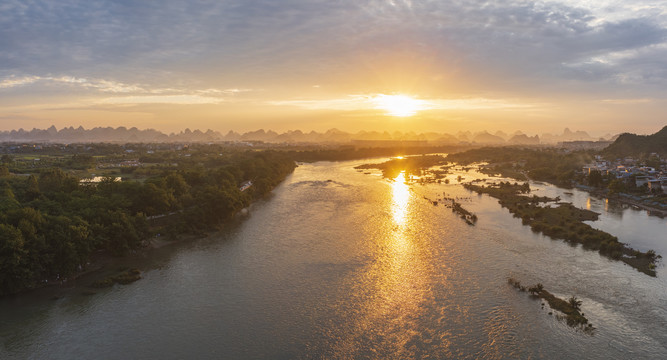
601 98 654 104
0 74 253 103
0 76 41 88
0 75 144 92
100 95 223 105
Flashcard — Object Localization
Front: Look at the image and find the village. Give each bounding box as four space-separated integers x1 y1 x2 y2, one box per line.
581 153 667 212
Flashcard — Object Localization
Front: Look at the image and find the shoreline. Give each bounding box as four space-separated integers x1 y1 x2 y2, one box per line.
1 205 254 300
575 185 667 218
465 182 659 276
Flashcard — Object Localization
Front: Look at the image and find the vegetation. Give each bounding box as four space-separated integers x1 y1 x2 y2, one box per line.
0 146 296 295
286 145 465 163
90 268 142 288
451 201 477 225
508 277 593 331
603 125 667 157
354 155 447 179
467 182 660 276
447 147 593 187
424 195 478 226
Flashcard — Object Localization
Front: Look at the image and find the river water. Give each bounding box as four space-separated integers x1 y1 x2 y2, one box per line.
1 159 666 359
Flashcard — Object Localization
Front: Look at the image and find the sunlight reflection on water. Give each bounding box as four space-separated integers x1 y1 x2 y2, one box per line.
391 171 410 225
3 159 667 359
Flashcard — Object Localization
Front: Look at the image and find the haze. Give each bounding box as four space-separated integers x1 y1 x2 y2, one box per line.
1 0 667 136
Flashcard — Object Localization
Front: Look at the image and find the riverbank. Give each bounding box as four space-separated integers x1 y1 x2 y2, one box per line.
0 196 257 300
576 184 667 218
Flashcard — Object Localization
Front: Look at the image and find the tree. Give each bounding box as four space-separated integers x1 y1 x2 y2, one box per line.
97 176 120 196
0 224 30 294
137 183 174 215
165 172 190 198
0 181 21 212
43 215 91 275
528 283 544 295
39 168 78 193
25 175 41 201
568 296 582 311
607 179 626 195
587 170 603 188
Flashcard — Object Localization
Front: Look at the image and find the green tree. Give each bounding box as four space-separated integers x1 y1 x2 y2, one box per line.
568 296 582 311
608 179 626 195
43 215 91 275
25 175 41 201
138 183 174 215
0 182 21 212
0 154 12 164
39 168 78 193
528 283 544 295
0 224 30 294
587 170 603 188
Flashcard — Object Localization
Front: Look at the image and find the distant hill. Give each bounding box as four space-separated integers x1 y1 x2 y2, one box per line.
0 125 602 145
472 131 505 144
508 134 540 145
540 128 595 144
603 126 667 157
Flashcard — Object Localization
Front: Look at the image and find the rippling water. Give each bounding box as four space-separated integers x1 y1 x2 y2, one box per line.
1 159 666 359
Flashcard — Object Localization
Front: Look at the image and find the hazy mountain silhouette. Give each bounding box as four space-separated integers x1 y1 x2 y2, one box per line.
0 125 607 145
540 128 594 143
472 131 505 144
508 134 540 145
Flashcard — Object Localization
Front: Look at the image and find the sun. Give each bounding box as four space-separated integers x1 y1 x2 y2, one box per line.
373 94 426 117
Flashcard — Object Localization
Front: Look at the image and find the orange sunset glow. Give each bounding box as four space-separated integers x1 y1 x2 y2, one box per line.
1 1 666 136
1 2 667 358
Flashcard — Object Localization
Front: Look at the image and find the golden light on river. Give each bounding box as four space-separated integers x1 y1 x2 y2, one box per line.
391 171 410 225
332 167 436 358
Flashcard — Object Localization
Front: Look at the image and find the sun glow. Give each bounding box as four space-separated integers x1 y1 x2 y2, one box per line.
373 94 426 117
391 171 410 225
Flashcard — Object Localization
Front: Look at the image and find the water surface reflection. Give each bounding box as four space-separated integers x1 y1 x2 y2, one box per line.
2 159 667 359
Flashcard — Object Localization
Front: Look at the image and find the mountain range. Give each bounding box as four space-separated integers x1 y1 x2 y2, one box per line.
0 125 610 145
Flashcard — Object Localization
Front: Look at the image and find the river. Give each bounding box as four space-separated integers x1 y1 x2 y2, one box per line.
1 158 666 359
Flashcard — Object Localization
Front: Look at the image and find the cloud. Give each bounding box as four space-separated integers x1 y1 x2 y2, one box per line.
2 1 665 94
99 95 223 105
0 74 254 102
1 0 667 133
0 75 145 92
0 76 40 88
601 98 654 104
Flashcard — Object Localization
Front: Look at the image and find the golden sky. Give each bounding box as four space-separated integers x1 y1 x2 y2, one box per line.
1 1 666 136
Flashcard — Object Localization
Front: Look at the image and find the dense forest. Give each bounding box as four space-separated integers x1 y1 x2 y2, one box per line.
0 149 296 295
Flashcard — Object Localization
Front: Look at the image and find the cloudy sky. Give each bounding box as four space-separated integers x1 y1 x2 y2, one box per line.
1 0 666 135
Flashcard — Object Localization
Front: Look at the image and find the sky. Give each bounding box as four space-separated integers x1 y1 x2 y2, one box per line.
1 0 666 136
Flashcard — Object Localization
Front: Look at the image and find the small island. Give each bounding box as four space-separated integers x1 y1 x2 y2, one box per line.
508 277 593 332
354 154 447 180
